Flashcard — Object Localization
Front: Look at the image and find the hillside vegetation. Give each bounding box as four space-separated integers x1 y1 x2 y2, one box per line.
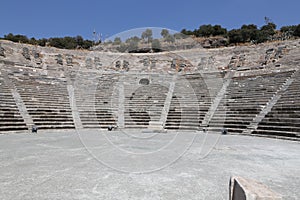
1 20 300 51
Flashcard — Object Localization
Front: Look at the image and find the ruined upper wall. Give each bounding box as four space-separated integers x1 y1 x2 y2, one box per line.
0 39 299 76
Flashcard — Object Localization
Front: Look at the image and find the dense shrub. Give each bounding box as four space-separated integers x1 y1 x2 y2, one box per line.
2 33 94 49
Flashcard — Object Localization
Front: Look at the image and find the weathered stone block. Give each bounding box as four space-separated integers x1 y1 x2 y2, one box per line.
66 55 73 66
143 58 149 66
94 57 102 68
0 45 5 57
32 50 40 59
22 47 31 60
56 54 63 65
85 57 93 69
230 176 282 200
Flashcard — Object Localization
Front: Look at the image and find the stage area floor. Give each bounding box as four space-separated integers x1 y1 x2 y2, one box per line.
0 129 299 199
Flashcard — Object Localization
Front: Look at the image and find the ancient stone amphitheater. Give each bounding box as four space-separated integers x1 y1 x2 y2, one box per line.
0 39 299 139
1 39 300 199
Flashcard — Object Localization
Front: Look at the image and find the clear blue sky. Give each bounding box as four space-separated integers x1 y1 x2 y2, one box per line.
1 0 299 40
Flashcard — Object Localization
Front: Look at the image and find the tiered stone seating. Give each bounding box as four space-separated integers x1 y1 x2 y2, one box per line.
124 74 169 129
208 71 295 133
95 74 119 128
0 76 28 132
74 72 119 129
165 73 213 130
73 71 100 128
253 71 300 138
10 73 75 130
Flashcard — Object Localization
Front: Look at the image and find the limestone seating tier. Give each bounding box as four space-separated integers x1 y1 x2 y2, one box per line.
0 77 27 132
0 68 299 139
95 74 119 128
9 74 75 130
253 71 300 138
208 71 295 133
124 74 170 128
0 65 299 140
74 72 103 128
74 72 119 129
165 73 213 130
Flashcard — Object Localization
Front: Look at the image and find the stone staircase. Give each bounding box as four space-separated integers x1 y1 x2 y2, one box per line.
201 71 235 129
159 75 177 129
67 84 83 129
95 74 119 128
117 75 125 128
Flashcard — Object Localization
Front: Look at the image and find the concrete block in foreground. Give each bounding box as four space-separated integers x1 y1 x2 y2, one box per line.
229 176 282 200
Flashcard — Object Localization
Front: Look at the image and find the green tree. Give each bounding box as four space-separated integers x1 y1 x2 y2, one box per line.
181 29 193 36
228 29 243 44
240 24 259 42
161 29 170 38
280 25 297 33
141 29 153 43
29 37 38 45
125 36 140 44
75 35 84 47
82 40 93 49
117 43 128 52
62 37 77 49
212 25 227 36
293 24 300 37
113 37 122 45
260 22 276 35
2 33 92 49
4 33 29 43
195 24 227 37
38 38 47 46
165 34 175 43
151 39 161 50
128 40 139 52
257 22 277 43
196 24 214 37
174 33 183 39
48 38 64 48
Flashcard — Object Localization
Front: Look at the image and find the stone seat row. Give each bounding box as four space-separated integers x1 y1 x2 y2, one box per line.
208 71 294 134
254 73 300 138
0 76 28 132
11 75 75 130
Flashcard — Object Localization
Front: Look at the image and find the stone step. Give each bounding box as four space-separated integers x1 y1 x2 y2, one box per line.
164 125 198 130
263 117 300 121
34 122 74 125
209 120 250 125
36 125 75 129
0 118 25 121
0 126 28 132
0 122 27 126
252 130 300 139
260 120 300 126
165 121 200 126
257 125 300 132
